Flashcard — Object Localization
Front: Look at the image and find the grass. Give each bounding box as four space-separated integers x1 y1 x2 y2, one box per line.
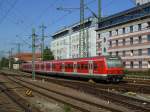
63 104 71 112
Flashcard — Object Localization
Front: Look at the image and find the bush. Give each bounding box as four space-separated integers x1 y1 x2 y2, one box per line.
124 69 150 76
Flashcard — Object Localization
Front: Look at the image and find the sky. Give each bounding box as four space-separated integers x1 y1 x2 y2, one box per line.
0 0 135 57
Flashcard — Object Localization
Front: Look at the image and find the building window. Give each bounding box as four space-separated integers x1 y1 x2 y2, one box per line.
98 34 101 39
103 47 106 53
109 41 112 47
147 35 150 42
123 39 126 46
138 24 141 31
123 28 125 34
138 49 142 56
130 37 133 45
130 61 134 69
104 38 106 43
147 21 150 28
148 48 150 55
138 36 142 44
148 61 150 68
109 52 112 56
123 62 126 67
130 26 133 33
98 43 101 48
116 40 118 46
116 51 119 56
122 51 125 57
130 50 134 56
116 29 118 35
109 31 112 37
139 61 142 69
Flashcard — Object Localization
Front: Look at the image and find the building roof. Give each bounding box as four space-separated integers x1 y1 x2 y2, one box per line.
52 17 97 39
97 2 150 31
13 53 41 62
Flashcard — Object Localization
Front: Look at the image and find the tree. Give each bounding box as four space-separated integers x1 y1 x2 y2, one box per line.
0 57 9 68
43 46 54 61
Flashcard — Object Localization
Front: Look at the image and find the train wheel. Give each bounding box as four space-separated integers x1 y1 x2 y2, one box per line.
106 79 110 84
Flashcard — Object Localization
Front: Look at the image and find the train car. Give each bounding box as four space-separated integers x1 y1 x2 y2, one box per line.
20 56 124 82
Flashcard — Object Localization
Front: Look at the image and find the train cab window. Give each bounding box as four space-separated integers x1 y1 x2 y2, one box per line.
107 58 122 68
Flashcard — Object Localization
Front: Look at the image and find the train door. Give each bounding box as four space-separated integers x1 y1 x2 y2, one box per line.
88 60 93 75
74 61 77 73
62 62 65 72
50 63 52 72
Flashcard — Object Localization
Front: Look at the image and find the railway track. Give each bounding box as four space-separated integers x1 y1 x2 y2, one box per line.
6 75 129 112
1 70 150 112
1 70 150 94
125 77 150 85
0 76 40 112
36 76 150 112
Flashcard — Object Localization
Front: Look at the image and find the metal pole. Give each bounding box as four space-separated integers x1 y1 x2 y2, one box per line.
32 28 36 80
98 0 102 22
40 24 46 61
17 43 21 66
8 50 11 69
9 48 13 69
79 0 85 58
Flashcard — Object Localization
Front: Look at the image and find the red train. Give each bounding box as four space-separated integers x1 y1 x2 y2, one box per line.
21 56 124 82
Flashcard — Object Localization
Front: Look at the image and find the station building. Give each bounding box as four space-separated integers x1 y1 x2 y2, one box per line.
51 17 97 60
96 2 150 70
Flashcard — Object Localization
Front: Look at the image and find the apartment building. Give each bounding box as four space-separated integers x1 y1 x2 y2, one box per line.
51 17 97 60
136 0 150 5
96 3 150 70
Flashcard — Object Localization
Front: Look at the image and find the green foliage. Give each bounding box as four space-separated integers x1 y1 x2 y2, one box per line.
124 69 150 76
0 57 9 68
63 104 71 112
43 46 54 61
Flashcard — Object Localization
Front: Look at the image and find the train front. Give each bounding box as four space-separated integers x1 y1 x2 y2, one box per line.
106 56 124 82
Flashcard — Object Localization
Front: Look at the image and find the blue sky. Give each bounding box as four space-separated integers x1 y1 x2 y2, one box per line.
0 0 135 56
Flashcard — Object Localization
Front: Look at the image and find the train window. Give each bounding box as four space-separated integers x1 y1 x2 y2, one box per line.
81 64 84 69
52 64 55 68
65 64 68 69
46 63 50 68
62 64 64 68
70 64 73 69
60 64 62 69
84 64 88 69
41 64 44 69
77 64 80 69
94 64 98 70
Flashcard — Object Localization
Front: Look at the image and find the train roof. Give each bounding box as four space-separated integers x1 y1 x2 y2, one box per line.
22 56 121 64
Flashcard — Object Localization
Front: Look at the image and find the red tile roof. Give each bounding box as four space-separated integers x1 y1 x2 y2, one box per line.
13 53 41 62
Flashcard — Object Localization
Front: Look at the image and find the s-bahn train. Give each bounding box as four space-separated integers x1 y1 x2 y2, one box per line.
21 56 124 82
